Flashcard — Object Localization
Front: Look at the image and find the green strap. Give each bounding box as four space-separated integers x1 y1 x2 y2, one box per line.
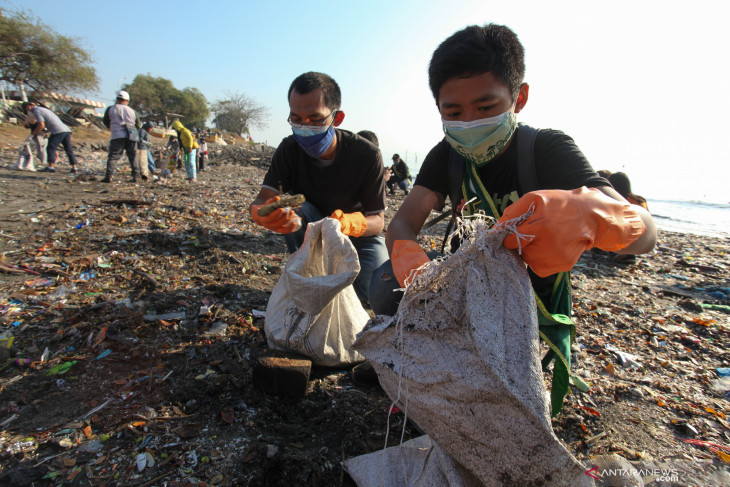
461 164 575 416
534 272 574 416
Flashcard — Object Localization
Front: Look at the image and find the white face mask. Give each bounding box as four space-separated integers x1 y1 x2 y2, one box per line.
442 110 517 166
442 110 510 133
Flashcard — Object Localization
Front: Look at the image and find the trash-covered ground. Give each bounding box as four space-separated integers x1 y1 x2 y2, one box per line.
0 124 728 486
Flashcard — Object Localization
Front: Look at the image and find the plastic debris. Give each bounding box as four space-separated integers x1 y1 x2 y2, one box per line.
45 360 77 376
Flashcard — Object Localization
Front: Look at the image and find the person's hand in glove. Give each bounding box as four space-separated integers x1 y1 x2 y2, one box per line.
250 196 302 234
391 240 430 287
499 187 646 277
330 210 367 237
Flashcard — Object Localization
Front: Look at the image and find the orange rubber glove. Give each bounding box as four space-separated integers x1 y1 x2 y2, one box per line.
500 187 646 277
330 210 368 237
250 196 302 234
391 240 430 287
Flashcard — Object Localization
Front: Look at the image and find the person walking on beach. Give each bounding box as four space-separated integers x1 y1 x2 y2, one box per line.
248 71 388 306
21 102 79 173
171 120 199 182
101 90 142 183
370 24 657 411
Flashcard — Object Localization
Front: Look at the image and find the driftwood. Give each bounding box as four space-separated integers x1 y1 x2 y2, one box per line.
132 268 159 288
0 265 27 274
0 203 69 218
676 258 721 273
0 264 40 275
257 194 305 217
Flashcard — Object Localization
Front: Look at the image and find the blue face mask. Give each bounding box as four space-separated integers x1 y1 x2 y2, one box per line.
292 123 335 158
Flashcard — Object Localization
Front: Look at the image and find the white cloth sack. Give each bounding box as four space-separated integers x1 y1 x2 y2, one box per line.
265 218 370 366
15 137 35 171
350 218 593 486
343 435 481 487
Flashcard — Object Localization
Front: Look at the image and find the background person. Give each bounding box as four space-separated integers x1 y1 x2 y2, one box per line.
138 121 158 176
171 120 199 182
197 134 208 172
386 153 411 195
23 111 47 168
608 172 649 210
356 130 379 147
101 90 142 183
21 101 79 173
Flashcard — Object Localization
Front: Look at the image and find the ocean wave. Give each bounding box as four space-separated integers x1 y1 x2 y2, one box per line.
652 214 696 224
648 198 730 209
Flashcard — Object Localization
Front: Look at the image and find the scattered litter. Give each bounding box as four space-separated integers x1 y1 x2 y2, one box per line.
45 360 77 376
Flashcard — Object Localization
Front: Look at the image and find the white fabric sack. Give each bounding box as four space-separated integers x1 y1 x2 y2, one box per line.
15 137 35 171
265 218 370 366
343 435 481 487
351 217 593 486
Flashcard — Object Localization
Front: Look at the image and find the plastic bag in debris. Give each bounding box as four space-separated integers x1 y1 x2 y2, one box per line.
349 216 593 486
265 218 370 366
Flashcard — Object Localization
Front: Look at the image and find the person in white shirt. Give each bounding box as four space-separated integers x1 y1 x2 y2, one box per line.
101 90 142 183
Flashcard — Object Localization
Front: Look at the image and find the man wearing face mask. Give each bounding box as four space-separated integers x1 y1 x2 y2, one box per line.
249 72 388 306
369 24 656 408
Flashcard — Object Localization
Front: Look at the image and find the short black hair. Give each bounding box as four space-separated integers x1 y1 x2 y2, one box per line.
357 130 379 146
21 101 35 112
428 24 525 104
288 72 341 110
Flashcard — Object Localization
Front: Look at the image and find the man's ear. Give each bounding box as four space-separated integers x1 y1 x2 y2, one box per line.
514 83 529 114
333 110 345 127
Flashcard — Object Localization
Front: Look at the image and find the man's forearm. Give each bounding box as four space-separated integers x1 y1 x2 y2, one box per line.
362 212 385 237
617 205 657 254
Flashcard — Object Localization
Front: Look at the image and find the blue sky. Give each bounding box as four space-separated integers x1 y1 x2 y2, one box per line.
5 0 729 203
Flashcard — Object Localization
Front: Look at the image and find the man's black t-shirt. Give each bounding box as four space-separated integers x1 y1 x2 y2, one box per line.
415 128 610 306
263 129 387 216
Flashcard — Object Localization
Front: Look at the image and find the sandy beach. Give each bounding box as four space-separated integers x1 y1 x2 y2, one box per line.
0 124 728 486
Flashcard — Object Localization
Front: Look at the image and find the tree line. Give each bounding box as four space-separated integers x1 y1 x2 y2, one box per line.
0 8 268 134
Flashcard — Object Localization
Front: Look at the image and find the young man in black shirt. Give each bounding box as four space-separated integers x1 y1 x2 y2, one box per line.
368 24 656 412
249 72 388 305
372 23 655 312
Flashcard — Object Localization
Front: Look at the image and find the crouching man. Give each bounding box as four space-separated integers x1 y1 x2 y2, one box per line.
249 72 389 307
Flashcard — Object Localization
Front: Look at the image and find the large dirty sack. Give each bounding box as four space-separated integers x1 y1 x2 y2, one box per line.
349 218 593 486
265 218 370 366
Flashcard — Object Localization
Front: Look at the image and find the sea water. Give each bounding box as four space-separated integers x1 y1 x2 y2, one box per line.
648 199 730 238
